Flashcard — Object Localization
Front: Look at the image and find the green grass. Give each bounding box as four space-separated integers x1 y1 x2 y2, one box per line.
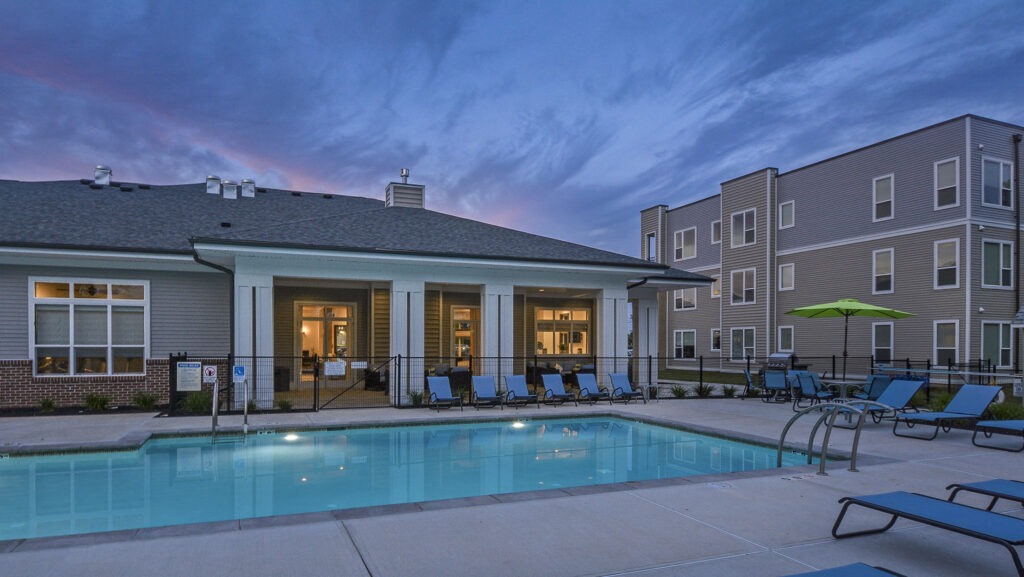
658 368 747 386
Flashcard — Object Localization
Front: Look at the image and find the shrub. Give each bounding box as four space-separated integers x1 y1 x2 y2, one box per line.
84 393 111 412
132 391 158 411
722 385 737 398
989 401 1024 421
694 382 714 398
181 391 212 415
247 399 258 413
277 399 293 411
39 397 56 412
408 390 424 406
670 385 689 398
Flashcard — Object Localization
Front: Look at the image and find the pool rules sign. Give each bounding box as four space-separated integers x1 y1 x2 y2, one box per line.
176 361 202 392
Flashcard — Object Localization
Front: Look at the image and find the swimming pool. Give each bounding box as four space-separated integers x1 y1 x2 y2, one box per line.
0 416 807 540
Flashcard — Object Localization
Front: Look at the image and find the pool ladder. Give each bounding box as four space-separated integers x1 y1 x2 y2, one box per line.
210 378 248 444
775 401 891 475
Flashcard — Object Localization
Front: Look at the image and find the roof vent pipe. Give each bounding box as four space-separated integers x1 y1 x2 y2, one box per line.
222 180 238 200
206 175 222 195
94 165 112 185
240 178 256 198
400 168 409 184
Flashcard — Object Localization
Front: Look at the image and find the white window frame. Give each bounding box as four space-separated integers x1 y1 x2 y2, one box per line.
934 239 960 289
710 275 721 299
981 321 1013 368
982 156 1013 210
674 288 696 311
873 174 894 222
711 220 721 244
777 325 794 352
933 157 960 210
673 329 696 360
731 268 756 305
933 320 959 367
778 201 794 229
645 232 657 262
872 322 893 364
730 327 755 361
710 328 721 352
981 239 1014 289
29 277 150 377
674 227 696 261
778 263 794 291
730 208 756 248
872 248 894 295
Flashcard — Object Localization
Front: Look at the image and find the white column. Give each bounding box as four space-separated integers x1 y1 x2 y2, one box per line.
391 280 425 405
234 274 274 409
633 297 659 387
599 289 629 376
483 284 514 381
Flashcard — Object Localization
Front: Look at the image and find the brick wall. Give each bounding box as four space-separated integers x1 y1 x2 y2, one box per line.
0 358 171 410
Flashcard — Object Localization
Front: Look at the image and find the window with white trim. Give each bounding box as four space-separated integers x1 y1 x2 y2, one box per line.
731 268 756 304
645 233 657 262
934 158 959 209
934 320 958 366
674 288 696 311
674 227 696 260
873 248 893 294
711 220 721 244
982 240 1013 288
778 201 794 229
934 239 959 289
982 322 1012 368
983 158 1013 208
30 278 148 376
731 208 756 247
710 328 721 352
873 322 893 363
730 327 755 361
873 174 893 221
674 330 696 359
778 263 794 291
778 326 793 352
535 308 591 355
710 275 721 299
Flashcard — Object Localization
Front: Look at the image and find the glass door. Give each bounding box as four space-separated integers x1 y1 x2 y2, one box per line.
297 303 355 379
451 307 479 368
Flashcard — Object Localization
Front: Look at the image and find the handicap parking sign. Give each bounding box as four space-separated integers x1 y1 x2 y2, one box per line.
233 365 246 383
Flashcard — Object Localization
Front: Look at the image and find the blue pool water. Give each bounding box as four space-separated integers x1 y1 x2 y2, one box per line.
0 416 807 540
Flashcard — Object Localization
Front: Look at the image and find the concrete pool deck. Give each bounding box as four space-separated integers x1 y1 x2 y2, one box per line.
1 399 1022 577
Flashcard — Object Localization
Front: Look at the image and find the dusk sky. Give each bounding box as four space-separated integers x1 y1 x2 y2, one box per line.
2 0 1022 258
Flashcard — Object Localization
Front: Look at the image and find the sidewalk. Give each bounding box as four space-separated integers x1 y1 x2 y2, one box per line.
2 399 1021 577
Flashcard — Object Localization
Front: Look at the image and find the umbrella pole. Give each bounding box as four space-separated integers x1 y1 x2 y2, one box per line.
843 315 849 381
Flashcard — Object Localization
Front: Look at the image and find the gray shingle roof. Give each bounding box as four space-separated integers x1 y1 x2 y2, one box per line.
0 179 672 270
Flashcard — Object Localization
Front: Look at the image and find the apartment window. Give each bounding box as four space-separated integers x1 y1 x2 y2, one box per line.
873 174 893 221
30 278 148 376
731 268 756 304
674 227 696 260
674 330 696 360
778 326 794 352
934 321 958 366
711 220 721 244
873 248 893 294
934 158 959 209
731 209 756 247
982 322 1012 368
710 275 721 299
645 233 657 262
873 322 893 363
535 308 590 355
710 328 721 352
982 240 1013 288
778 201 794 229
983 158 1013 208
934 239 959 289
730 327 755 361
674 288 696 311
778 263 794 291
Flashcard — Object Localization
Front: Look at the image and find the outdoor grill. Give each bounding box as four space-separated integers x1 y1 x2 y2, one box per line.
761 352 793 373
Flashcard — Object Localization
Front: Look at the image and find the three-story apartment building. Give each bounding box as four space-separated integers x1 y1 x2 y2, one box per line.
641 114 1023 377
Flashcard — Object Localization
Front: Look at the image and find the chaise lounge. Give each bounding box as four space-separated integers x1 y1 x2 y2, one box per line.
541 373 577 406
576 372 611 404
609 373 646 404
891 384 1000 440
503 375 539 408
470 375 503 410
947 479 1024 511
785 563 906 577
426 375 463 412
971 419 1024 453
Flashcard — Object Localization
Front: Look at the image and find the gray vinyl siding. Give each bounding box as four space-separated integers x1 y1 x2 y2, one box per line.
777 118 967 252
640 205 667 263
664 195 721 271
971 225 1018 366
372 288 390 358
0 265 230 359
971 117 1022 223
665 266 721 365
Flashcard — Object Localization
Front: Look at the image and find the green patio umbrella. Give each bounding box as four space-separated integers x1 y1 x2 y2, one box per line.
785 298 913 379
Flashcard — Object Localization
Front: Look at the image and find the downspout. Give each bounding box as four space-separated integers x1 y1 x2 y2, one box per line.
1013 133 1022 373
192 246 235 357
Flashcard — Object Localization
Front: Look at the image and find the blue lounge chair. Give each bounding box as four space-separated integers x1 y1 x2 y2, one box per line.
742 369 756 399
832 491 1024 576
793 372 834 410
470 375 503 410
761 370 790 403
609 373 645 404
576 372 611 404
840 378 925 425
972 420 1024 453
851 374 892 401
785 563 906 577
541 373 577 406
503 375 539 408
947 479 1024 511
426 376 463 412
892 384 1000 440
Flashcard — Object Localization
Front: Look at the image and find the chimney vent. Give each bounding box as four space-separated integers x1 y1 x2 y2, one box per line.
206 175 222 195
385 169 425 209
241 178 256 198
94 165 112 185
400 168 410 183
222 180 238 200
